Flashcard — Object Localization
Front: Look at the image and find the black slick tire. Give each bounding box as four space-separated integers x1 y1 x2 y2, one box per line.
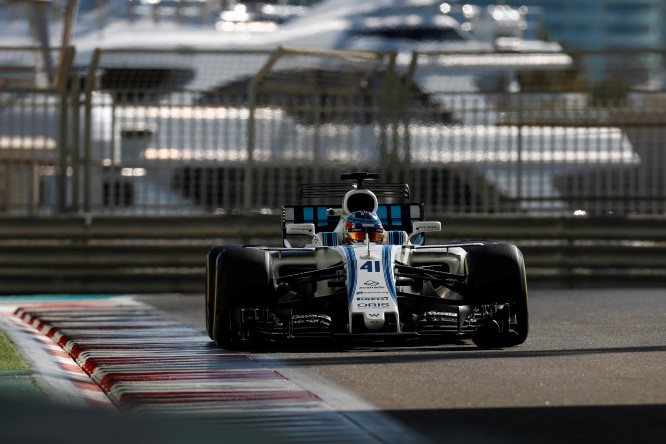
465 243 529 348
205 246 226 340
213 247 274 350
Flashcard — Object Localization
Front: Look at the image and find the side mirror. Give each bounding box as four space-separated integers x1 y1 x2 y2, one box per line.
327 208 343 217
286 223 318 244
409 221 441 242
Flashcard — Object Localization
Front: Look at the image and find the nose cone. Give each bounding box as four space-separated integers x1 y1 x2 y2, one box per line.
363 312 385 330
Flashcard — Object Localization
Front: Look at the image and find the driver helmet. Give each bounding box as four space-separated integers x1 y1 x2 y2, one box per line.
344 210 385 244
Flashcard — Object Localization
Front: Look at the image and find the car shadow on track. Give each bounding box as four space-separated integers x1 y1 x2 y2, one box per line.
252 343 666 365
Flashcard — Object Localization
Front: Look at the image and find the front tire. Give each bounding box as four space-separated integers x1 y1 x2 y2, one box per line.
205 246 226 339
465 243 529 348
212 248 275 350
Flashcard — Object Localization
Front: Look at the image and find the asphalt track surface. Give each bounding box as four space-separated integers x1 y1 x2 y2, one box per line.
0 289 663 443
137 288 666 443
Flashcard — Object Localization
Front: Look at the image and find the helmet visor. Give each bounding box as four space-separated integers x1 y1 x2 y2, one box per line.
346 231 384 242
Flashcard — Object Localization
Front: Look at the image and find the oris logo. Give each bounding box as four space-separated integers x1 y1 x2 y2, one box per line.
357 302 390 308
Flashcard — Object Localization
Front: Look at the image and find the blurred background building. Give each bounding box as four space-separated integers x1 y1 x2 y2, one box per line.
469 0 666 86
3 1 666 51
471 0 664 51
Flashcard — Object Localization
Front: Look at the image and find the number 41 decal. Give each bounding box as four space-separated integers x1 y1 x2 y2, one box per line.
360 260 381 273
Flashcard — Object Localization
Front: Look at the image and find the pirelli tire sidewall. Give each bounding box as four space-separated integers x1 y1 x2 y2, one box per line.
213 247 275 348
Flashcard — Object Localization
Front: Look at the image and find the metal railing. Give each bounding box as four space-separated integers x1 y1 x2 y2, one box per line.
2 214 666 294
2 47 666 217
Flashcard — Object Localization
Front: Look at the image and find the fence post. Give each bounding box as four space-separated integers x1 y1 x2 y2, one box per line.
312 70 322 163
388 52 402 181
56 46 75 214
69 71 81 213
516 123 523 210
83 49 102 214
245 48 283 211
57 69 69 213
401 52 419 183
378 53 396 180
516 94 524 211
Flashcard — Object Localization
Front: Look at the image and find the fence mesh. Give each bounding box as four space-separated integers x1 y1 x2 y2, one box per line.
0 47 75 215
2 46 666 216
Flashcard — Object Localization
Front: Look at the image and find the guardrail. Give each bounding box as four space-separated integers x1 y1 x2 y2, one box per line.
1 215 664 294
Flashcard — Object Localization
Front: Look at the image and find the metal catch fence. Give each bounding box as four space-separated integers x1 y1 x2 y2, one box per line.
1 46 666 216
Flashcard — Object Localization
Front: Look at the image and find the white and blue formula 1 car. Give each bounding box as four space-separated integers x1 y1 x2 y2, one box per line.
205 173 528 349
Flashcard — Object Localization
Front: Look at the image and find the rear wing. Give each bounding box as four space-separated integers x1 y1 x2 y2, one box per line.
282 203 425 240
299 182 410 200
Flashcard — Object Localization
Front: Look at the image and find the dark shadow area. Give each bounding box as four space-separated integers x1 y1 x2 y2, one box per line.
1 397 662 444
0 397 295 444
258 344 666 366
387 404 666 444
261 337 470 353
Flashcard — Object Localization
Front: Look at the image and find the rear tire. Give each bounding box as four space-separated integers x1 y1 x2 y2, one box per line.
213 248 275 350
205 246 227 340
465 243 529 348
